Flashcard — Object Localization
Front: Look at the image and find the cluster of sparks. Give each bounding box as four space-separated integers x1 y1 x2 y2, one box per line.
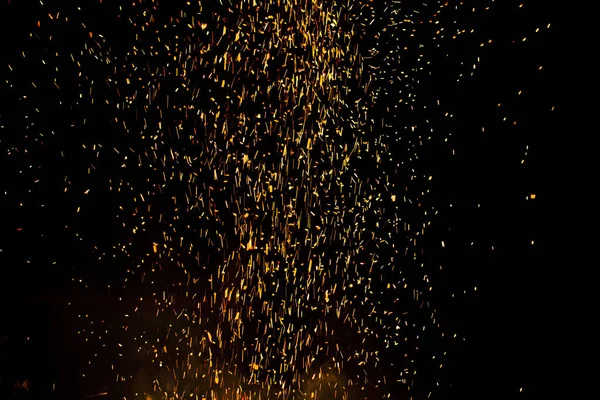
2 0 551 399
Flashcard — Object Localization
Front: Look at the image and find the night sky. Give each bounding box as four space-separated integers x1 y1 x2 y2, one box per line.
1 1 559 399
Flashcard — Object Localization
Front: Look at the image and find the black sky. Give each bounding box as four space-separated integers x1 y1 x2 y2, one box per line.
1 1 560 399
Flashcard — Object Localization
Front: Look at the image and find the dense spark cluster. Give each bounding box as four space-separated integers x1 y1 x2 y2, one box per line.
1 0 552 399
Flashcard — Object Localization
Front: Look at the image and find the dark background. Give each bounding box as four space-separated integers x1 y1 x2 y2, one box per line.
1 0 561 399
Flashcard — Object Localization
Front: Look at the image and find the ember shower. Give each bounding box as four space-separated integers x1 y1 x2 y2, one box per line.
95 1 439 397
